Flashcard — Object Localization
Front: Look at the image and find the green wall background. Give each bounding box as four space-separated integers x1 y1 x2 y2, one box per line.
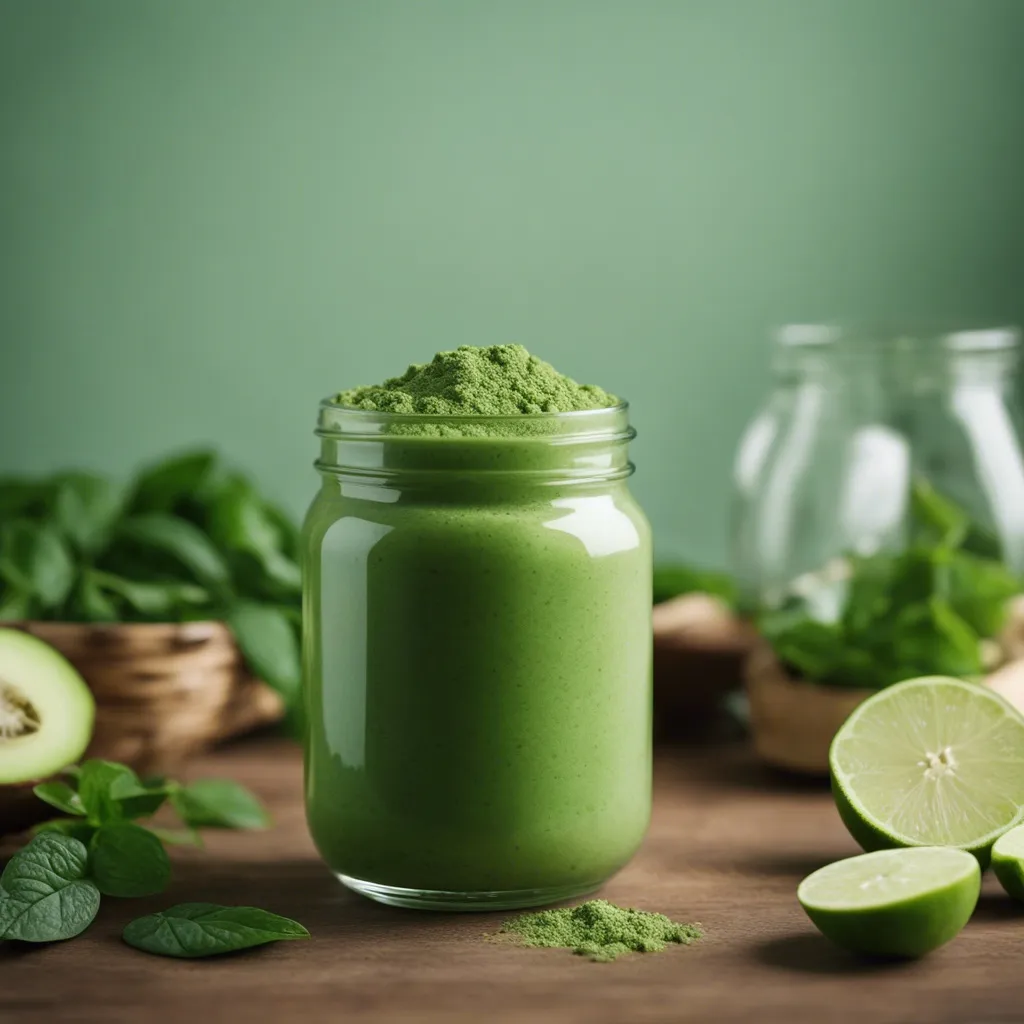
2 1 1023 567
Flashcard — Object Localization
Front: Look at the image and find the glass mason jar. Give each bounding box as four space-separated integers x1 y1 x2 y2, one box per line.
734 322 1024 628
302 402 652 911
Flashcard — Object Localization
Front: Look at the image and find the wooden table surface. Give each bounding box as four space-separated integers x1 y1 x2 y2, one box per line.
3 737 1021 1024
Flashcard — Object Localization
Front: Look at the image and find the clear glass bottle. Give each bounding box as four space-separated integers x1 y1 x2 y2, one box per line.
733 323 1024 616
302 402 652 911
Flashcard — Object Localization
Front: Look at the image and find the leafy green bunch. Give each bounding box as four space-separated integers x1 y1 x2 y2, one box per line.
0 451 301 711
759 479 1022 690
0 758 308 957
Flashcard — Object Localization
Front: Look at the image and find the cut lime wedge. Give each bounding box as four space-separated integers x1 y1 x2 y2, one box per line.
798 847 980 957
830 676 1024 866
991 825 1024 901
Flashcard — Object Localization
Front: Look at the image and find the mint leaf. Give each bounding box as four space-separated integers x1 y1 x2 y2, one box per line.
0 834 100 942
30 819 97 845
33 781 86 817
90 823 171 898
78 760 144 823
227 602 300 701
123 904 308 958
170 779 270 830
945 552 1020 638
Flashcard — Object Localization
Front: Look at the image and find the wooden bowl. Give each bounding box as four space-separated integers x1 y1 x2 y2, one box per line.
0 621 285 834
653 594 758 739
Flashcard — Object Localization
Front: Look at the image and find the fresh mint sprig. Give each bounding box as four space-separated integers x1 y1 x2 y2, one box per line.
0 757 302 954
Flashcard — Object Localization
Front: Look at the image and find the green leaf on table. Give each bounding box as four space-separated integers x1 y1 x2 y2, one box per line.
77 760 146 823
128 450 217 514
54 473 123 555
115 514 231 591
146 826 203 847
170 779 271 830
33 781 86 817
30 818 97 844
0 834 100 942
123 903 309 958
90 822 171 898
226 602 301 701
0 521 75 609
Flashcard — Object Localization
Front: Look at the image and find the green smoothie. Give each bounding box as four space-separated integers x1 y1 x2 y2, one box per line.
302 347 652 910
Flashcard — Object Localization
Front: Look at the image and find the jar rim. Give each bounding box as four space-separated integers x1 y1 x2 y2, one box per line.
316 398 631 442
775 322 1021 353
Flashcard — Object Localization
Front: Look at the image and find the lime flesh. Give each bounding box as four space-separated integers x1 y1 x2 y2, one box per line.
798 847 981 957
991 825 1024 901
830 676 1024 866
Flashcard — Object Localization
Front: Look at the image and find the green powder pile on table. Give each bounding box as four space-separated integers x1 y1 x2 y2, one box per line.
338 344 617 422
500 900 703 962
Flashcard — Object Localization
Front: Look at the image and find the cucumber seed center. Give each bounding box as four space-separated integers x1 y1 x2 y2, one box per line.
0 680 41 740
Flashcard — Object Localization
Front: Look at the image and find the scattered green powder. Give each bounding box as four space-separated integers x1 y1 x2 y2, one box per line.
499 900 704 962
337 344 617 419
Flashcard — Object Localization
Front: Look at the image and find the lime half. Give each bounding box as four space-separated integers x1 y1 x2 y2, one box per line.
798 847 980 957
830 676 1024 866
991 825 1024 901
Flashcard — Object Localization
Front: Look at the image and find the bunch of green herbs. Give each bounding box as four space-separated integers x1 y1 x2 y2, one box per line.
0 451 301 717
0 758 308 957
759 479 1021 690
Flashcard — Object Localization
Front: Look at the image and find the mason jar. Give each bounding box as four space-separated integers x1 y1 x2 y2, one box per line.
734 324 1024 605
302 402 652 911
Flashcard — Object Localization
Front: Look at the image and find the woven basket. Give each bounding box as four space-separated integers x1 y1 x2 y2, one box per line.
0 620 285 834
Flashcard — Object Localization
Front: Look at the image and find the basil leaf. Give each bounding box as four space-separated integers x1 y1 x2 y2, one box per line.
30 819 97 844
0 521 75 609
129 450 217 514
116 515 230 590
171 779 270 830
0 834 100 942
33 781 86 817
123 903 308 958
90 823 171 898
54 473 123 555
227 602 300 700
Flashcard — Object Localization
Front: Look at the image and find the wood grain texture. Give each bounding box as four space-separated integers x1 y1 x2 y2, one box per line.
2 738 1021 1024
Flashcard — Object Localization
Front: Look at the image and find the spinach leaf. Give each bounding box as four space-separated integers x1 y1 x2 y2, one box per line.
226 602 301 701
128 450 217 514
33 781 86 817
146 826 203 847
0 834 100 942
90 571 209 618
90 823 171 898
54 473 123 555
115 514 231 591
77 760 144 823
170 779 270 830
0 587 34 621
0 521 75 609
123 903 308 958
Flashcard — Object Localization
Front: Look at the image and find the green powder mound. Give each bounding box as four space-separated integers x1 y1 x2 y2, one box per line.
500 900 703 962
337 344 617 421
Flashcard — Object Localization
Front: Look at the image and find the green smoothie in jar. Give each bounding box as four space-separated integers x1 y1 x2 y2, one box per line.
303 346 652 910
